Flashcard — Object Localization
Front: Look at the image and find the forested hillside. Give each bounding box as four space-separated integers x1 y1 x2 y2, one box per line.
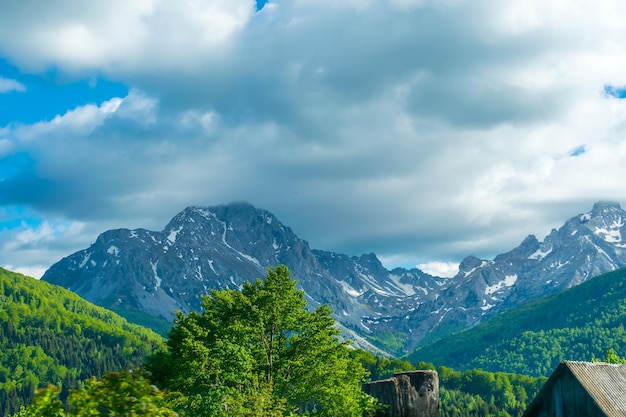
0 267 164 416
408 268 626 376
5 261 565 416
352 350 546 417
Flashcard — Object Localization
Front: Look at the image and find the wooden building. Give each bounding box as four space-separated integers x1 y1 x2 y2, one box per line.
523 361 626 417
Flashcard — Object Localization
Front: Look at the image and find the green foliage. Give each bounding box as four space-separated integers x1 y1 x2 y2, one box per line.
592 348 626 364
349 349 415 381
437 366 546 417
147 265 375 416
351 350 545 417
12 386 64 417
0 267 164 416
14 370 177 416
363 332 408 357
408 268 626 376
110 309 172 337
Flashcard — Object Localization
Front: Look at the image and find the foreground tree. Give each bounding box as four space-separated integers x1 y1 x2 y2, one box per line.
146 265 375 416
14 370 177 416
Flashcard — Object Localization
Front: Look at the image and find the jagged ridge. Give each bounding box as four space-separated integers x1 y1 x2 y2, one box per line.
42 201 626 355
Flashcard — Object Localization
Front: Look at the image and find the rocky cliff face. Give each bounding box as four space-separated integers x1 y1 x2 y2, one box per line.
42 201 626 355
362 371 439 417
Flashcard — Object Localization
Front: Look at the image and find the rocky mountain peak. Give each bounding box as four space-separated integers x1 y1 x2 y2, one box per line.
458 255 484 273
494 235 540 262
570 200 626 245
42 201 626 355
591 200 622 212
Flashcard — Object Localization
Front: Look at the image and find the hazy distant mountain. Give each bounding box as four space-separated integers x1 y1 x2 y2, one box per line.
407 268 626 376
42 201 626 355
369 200 626 351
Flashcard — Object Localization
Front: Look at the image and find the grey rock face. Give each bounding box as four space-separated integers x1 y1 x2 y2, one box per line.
362 371 439 417
42 201 626 354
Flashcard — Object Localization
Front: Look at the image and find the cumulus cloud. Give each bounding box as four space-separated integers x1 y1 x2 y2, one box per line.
417 261 460 278
0 0 254 74
0 76 25 93
2 1 626 274
0 218 87 278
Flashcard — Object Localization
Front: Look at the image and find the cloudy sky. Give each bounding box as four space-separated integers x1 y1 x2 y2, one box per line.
2 0 626 279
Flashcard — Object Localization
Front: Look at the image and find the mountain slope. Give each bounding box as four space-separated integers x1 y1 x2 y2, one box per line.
407 268 626 376
42 201 626 355
42 202 443 352
0 267 163 416
373 200 626 350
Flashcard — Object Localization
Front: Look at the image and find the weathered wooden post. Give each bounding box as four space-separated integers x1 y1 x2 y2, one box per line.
362 370 439 417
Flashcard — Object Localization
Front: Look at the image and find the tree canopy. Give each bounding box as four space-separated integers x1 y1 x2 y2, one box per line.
146 265 375 416
13 370 177 417
593 348 626 364
0 267 163 416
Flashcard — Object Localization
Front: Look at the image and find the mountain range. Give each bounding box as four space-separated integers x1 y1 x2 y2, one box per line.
42 200 626 355
408 267 626 376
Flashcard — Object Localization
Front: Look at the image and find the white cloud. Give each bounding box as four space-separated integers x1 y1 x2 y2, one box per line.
10 96 124 160
0 219 88 278
0 76 25 93
417 262 460 278
0 0 254 74
3 1 626 274
2 265 48 280
0 138 14 157
2 220 85 250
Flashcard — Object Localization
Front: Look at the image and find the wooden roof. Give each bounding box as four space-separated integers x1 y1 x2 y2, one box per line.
565 361 626 416
523 361 626 417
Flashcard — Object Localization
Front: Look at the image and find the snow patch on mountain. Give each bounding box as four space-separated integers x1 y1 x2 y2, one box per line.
208 259 216 274
485 275 518 295
167 226 183 243
357 271 392 296
481 302 495 311
529 248 551 260
79 252 92 268
208 211 262 267
338 280 364 297
594 225 623 243
151 260 161 291
464 260 491 277
386 274 417 296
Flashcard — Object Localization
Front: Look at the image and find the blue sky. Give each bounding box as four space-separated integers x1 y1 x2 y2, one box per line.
0 0 268 126
2 0 626 279
0 59 128 126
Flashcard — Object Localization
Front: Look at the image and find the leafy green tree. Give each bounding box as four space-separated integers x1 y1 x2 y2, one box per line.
593 348 626 364
147 265 375 416
12 386 64 417
13 370 177 416
349 349 416 381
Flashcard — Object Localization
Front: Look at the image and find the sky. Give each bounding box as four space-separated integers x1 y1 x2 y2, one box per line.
2 0 626 279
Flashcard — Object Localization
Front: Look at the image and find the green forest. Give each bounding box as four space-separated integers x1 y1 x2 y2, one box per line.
0 267 163 416
4 266 626 415
351 350 546 417
408 268 626 376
